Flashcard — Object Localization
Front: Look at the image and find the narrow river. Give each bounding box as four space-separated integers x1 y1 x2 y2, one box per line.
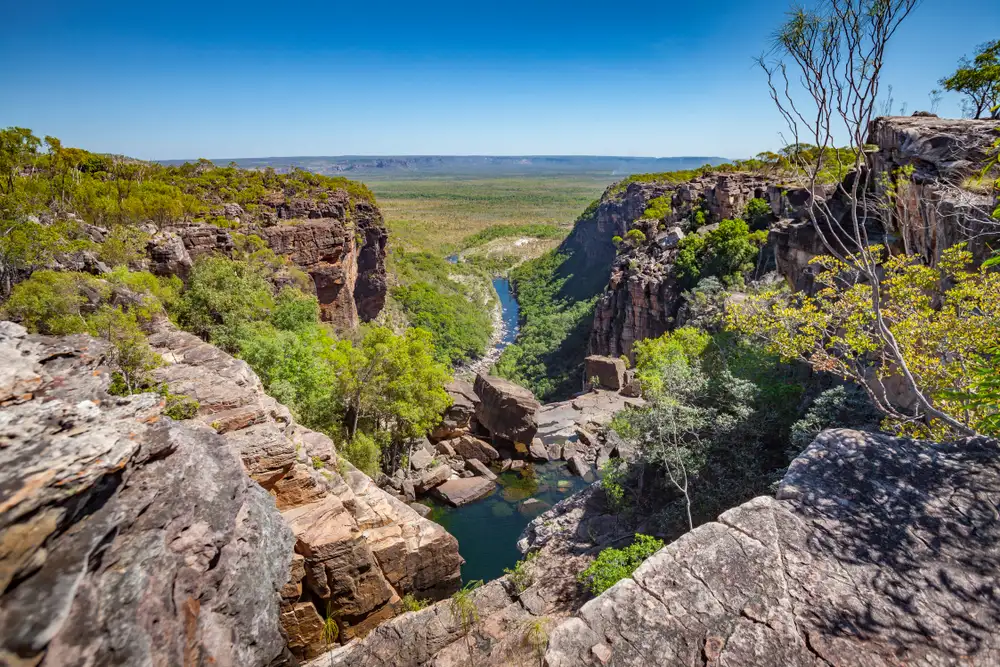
426 264 587 583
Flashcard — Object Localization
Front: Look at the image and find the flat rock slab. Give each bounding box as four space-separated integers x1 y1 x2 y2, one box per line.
431 477 496 507
467 458 498 481
544 429 1000 666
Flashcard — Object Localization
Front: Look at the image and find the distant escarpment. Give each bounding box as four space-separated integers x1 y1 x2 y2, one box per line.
146 185 388 328
588 115 1000 360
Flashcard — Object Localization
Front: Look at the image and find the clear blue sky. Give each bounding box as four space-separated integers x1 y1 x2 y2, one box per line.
2 1 996 160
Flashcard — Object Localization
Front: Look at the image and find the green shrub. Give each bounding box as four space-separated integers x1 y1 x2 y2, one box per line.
340 432 382 478
599 458 629 513
577 534 664 595
98 225 149 267
400 593 430 612
789 385 882 453
641 196 673 220
674 218 767 288
1 270 102 334
88 305 162 395
160 388 200 420
176 256 275 348
743 197 772 230
503 551 538 595
624 229 647 247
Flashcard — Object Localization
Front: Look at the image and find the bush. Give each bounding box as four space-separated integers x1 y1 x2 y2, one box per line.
789 385 882 453
577 534 664 595
743 197 772 230
160 387 200 420
340 432 382 478
177 256 275 348
88 305 162 395
1 270 102 334
624 229 647 247
641 196 673 220
675 218 767 288
400 593 430 612
503 551 538 595
98 225 149 267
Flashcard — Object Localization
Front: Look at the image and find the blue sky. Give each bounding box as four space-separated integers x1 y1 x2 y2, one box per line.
2 1 997 160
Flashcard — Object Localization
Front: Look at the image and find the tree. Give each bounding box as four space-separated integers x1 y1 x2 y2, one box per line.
0 127 40 195
728 244 1000 439
757 0 980 435
940 39 1000 120
88 305 161 396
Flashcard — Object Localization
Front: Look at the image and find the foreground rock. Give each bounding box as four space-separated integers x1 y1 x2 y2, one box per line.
0 323 294 667
474 373 541 444
148 323 463 659
544 429 1000 666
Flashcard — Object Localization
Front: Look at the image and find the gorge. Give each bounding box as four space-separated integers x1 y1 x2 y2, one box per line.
2 91 999 667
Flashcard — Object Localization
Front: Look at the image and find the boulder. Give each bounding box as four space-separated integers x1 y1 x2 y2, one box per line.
409 447 433 471
620 369 642 398
566 455 590 477
528 438 550 462
473 374 541 444
146 229 193 278
544 429 1000 666
414 464 453 494
430 379 479 441
446 434 500 463
585 355 627 391
467 458 498 481
408 502 432 518
431 477 496 507
436 441 457 457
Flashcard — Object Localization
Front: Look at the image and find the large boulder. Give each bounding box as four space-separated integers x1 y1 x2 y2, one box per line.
473 374 541 445
0 324 294 667
544 429 1000 666
445 433 500 463
430 379 479 442
585 355 626 391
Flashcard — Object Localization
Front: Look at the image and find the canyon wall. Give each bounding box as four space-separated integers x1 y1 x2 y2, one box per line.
147 187 388 328
588 115 1000 360
0 320 463 666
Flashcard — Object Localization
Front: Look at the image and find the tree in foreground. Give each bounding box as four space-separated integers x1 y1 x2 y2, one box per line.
756 0 995 436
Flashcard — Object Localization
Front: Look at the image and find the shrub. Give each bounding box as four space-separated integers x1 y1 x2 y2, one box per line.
400 593 430 612
88 305 162 395
599 458 629 513
641 196 673 220
503 551 538 595
624 229 647 247
674 218 767 288
176 256 275 348
789 385 884 453
98 225 149 267
340 432 382 478
577 534 664 595
160 388 200 420
742 197 772 229
1 270 102 334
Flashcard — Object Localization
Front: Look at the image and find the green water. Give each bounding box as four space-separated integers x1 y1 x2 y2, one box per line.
422 461 591 583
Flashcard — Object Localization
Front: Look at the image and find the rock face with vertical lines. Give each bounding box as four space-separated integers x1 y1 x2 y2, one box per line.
543 429 1000 666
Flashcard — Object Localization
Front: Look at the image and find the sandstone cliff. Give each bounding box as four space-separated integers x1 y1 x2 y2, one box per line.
542 428 1000 666
146 323 463 660
589 115 1000 360
0 323 294 667
147 187 388 328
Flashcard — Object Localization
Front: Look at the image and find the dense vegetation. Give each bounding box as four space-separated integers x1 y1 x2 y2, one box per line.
577 534 664 595
0 127 456 477
494 250 599 400
674 218 769 288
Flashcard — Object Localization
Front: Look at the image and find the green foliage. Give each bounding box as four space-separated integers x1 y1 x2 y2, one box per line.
340 432 382 478
640 196 673 220
0 218 93 291
790 385 882 453
942 345 1000 436
495 250 598 401
599 457 629 513
674 218 768 288
98 225 149 268
2 270 100 334
389 250 492 365
177 256 276 348
450 580 484 631
611 235 623 247
88 305 162 395
577 534 664 596
400 593 430 612
624 228 647 247
728 243 1000 438
503 551 538 595
940 39 1000 119
159 387 201 420
742 197 772 229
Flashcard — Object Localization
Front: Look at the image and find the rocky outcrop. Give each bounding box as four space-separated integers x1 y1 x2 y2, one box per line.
147 323 463 660
543 428 1000 666
145 187 389 328
0 323 294 667
473 374 541 445
584 355 626 391
588 172 786 359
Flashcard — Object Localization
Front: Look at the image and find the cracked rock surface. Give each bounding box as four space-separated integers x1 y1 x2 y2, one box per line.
0 322 294 667
544 428 1000 666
